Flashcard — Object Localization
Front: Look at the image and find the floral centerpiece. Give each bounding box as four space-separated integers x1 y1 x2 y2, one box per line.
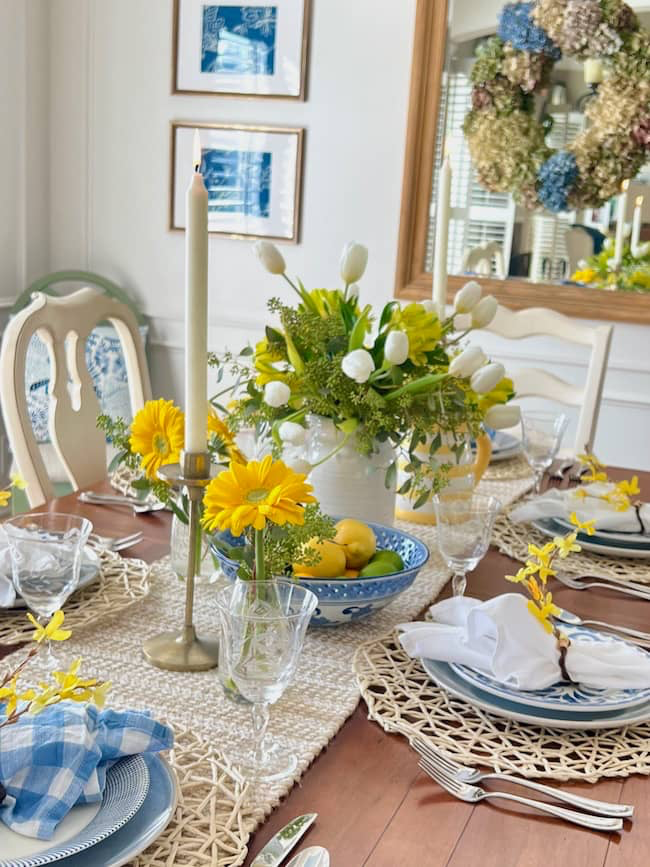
572 237 650 292
207 241 518 522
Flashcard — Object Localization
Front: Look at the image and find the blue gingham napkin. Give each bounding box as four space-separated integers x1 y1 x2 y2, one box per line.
0 702 173 840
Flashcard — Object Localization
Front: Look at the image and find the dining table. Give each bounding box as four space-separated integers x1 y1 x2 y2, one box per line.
1 465 649 867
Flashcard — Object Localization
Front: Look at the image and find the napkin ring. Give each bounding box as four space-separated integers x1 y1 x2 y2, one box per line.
556 635 573 683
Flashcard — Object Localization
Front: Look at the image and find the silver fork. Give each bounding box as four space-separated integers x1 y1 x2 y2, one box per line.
88 531 144 551
78 492 165 515
418 756 623 831
555 572 650 601
413 738 633 817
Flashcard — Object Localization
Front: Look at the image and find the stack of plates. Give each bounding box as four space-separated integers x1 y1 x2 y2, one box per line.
488 431 522 463
423 624 650 729
0 754 176 867
533 515 650 559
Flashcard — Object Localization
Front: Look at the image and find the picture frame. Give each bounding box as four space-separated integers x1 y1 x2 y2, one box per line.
173 0 310 99
170 121 304 242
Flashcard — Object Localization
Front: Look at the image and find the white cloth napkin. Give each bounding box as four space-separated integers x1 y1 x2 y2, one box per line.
0 546 16 606
398 594 650 690
510 483 650 534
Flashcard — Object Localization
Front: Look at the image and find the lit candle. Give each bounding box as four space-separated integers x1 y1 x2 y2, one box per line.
432 152 452 318
584 59 603 85
184 129 209 454
612 179 629 270
631 195 644 257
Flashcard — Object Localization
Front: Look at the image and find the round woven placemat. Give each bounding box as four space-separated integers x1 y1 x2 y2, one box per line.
0 548 151 644
354 630 650 783
492 508 650 584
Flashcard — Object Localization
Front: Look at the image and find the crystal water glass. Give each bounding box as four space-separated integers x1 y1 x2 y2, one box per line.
434 493 501 597
521 410 569 494
3 513 92 667
216 579 317 783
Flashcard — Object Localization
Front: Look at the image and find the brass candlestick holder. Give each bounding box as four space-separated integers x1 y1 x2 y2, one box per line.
143 450 219 672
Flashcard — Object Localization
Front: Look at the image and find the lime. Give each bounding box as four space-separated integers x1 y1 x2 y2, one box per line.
358 560 394 578
369 550 404 572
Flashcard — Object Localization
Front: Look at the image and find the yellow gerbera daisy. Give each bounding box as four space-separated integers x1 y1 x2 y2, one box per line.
129 398 185 480
202 455 316 536
254 337 289 386
207 411 246 464
390 303 441 365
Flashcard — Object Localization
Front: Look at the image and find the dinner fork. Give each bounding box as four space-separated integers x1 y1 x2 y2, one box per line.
418 757 624 831
78 491 165 514
555 572 650 601
88 531 144 551
413 737 633 817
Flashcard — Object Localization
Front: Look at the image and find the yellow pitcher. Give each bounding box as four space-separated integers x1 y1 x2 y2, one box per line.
394 430 492 525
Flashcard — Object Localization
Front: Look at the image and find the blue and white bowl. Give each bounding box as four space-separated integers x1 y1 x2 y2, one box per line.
210 520 429 626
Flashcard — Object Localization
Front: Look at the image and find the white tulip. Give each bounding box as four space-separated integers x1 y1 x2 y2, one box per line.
420 299 437 313
282 448 312 475
347 282 360 300
341 348 375 383
253 240 286 275
384 330 410 365
340 242 368 284
454 280 482 314
449 345 486 378
470 362 505 394
603 237 613 250
484 404 521 430
471 295 498 328
279 420 307 445
263 380 291 407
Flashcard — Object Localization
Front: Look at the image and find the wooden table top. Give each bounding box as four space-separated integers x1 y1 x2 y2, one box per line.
5 468 650 867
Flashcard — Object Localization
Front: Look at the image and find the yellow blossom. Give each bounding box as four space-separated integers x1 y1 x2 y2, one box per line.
525 576 543 602
569 512 596 536
0 490 11 507
253 338 289 386
553 532 581 558
52 658 99 702
389 303 441 365
527 542 555 565
207 410 246 464
10 473 26 490
527 594 561 634
27 610 71 644
571 268 597 284
477 377 515 413
505 565 535 583
616 477 640 498
129 399 185 481
0 679 35 717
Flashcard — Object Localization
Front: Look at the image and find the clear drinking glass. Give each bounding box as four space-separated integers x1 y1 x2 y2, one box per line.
434 493 501 597
216 579 317 783
520 410 569 494
3 513 92 668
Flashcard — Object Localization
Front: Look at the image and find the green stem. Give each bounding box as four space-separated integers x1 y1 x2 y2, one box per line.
282 273 304 301
309 430 353 469
254 528 266 582
384 372 449 402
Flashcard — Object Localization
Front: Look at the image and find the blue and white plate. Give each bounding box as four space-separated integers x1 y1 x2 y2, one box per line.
533 517 650 559
449 625 650 712
0 754 150 867
54 754 177 867
552 516 650 549
423 657 650 730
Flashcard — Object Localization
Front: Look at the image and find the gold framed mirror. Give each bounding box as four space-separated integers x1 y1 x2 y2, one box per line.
395 0 650 324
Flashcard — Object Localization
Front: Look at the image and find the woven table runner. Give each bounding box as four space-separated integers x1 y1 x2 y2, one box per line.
492 506 650 584
353 630 650 783
0 549 150 644
0 475 533 865
482 453 533 482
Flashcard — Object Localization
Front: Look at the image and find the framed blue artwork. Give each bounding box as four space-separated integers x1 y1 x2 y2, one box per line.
174 0 310 99
171 122 304 241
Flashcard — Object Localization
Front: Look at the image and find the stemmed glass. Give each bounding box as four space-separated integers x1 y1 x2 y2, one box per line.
3 513 92 668
520 410 569 494
216 579 317 783
434 493 501 597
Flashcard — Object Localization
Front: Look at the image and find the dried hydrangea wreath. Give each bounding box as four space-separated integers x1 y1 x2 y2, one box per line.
464 0 650 212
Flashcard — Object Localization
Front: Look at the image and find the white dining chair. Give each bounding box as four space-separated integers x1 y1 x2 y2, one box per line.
0 287 152 507
482 305 613 454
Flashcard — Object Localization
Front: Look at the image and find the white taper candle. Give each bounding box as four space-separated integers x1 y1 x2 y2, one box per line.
185 129 209 454
631 196 644 257
612 179 629 269
432 153 452 319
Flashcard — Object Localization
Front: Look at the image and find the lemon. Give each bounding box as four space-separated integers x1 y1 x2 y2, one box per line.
369 550 404 572
293 537 346 578
334 519 377 569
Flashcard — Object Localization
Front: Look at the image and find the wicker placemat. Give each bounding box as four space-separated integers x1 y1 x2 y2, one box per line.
483 453 533 482
354 630 650 783
493 507 650 584
0 548 150 644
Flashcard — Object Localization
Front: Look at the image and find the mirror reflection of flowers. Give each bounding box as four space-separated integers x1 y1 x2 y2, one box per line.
203 455 335 581
571 237 650 293
209 241 519 506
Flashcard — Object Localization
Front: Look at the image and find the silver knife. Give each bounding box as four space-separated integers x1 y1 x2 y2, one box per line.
251 814 318 867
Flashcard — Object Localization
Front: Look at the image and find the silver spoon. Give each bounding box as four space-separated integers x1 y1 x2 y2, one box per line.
287 847 330 867
554 608 650 647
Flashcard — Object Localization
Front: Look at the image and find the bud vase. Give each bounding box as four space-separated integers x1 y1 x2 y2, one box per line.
303 414 396 526
169 514 213 582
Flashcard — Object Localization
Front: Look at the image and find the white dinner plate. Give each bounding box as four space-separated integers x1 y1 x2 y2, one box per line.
422 657 650 730
0 754 149 867
7 548 101 610
449 624 650 712
552 516 650 549
533 517 650 559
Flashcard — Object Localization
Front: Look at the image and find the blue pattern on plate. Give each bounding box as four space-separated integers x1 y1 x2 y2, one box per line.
450 624 650 713
210 521 430 626
0 756 149 867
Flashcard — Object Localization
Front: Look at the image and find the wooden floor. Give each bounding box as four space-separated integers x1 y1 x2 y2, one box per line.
2 469 649 866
